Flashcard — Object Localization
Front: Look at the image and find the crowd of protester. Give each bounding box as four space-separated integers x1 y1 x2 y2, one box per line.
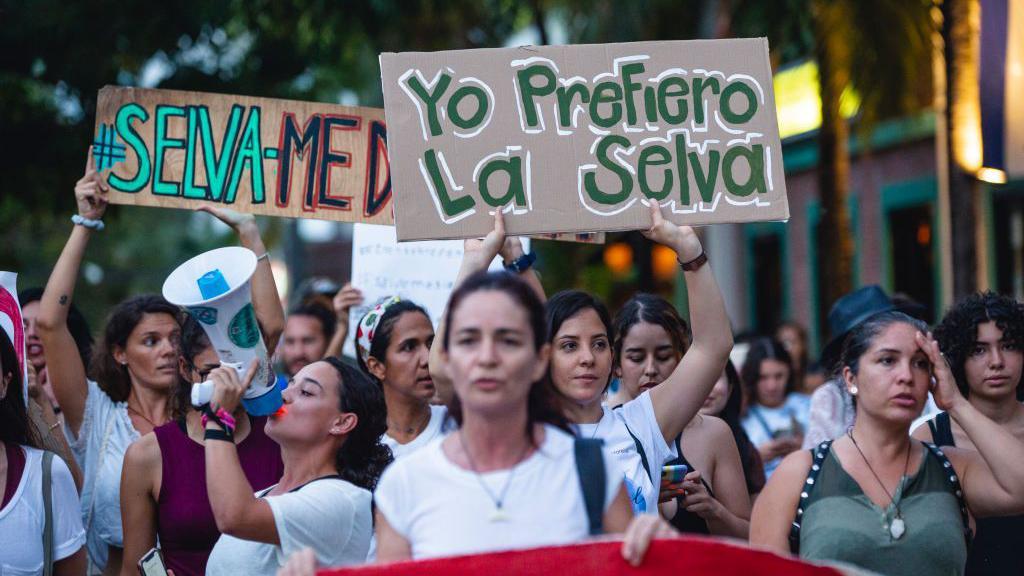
2 164 1023 576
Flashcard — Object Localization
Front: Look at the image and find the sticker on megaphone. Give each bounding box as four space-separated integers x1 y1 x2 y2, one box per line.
190 358 282 416
163 246 283 416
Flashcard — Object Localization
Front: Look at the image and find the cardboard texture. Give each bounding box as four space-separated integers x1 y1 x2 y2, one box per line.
380 38 790 241
91 86 392 223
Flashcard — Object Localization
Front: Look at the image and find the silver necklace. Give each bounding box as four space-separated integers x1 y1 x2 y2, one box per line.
457 431 531 523
848 431 912 540
587 412 605 439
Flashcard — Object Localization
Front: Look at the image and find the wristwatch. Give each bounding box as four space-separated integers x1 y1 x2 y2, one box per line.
503 251 537 273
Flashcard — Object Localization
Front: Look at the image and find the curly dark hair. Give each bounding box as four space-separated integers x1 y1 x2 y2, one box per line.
934 292 1024 399
322 356 393 491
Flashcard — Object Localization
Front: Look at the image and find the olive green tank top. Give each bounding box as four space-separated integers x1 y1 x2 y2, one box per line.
799 444 969 576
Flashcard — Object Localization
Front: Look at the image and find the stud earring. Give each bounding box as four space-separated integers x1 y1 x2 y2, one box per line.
848 385 858 396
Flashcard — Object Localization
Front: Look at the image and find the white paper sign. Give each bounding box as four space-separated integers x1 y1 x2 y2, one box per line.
343 224 528 358
0 272 28 398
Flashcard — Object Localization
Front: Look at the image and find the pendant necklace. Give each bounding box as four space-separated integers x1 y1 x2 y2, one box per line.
458 430 531 523
848 431 912 540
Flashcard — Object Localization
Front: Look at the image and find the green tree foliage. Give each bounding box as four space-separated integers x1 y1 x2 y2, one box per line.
0 0 532 324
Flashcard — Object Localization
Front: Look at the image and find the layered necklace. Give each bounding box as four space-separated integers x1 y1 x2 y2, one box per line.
457 431 532 523
848 431 912 540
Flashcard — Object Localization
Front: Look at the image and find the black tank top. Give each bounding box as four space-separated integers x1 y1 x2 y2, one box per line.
928 411 1024 575
665 436 712 535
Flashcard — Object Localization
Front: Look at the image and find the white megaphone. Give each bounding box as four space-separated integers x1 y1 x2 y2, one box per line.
162 246 282 416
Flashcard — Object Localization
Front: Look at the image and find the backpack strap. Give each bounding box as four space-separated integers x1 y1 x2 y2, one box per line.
574 438 606 536
749 406 775 440
611 405 653 485
789 440 833 555
42 450 54 576
923 443 972 548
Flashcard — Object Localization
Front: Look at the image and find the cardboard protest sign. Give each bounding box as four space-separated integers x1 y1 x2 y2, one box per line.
320 539 847 576
91 86 392 223
0 272 28 395
380 38 789 241
343 223 530 357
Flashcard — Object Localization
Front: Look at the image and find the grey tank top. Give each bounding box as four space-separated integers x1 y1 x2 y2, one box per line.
800 444 969 576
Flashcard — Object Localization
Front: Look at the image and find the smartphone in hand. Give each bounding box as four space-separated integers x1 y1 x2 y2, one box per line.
661 464 689 484
138 548 168 576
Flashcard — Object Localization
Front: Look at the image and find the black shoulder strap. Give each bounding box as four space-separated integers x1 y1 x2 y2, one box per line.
42 451 54 576
612 405 653 485
574 438 606 536
923 442 972 547
932 412 955 447
789 440 833 555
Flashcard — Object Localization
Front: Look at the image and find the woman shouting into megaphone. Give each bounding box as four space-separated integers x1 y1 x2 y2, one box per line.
202 356 391 575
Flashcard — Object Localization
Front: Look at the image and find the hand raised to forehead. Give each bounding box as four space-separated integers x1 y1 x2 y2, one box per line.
915 331 961 412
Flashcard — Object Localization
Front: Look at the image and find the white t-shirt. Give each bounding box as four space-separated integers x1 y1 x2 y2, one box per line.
205 477 373 576
382 405 452 460
374 424 621 560
741 393 811 477
578 391 677 515
68 380 141 569
0 446 86 574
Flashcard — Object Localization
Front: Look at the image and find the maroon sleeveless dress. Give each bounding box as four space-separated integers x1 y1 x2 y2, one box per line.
154 416 283 576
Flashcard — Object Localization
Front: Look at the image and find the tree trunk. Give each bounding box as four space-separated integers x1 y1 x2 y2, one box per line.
812 0 855 312
943 0 980 300
531 0 549 46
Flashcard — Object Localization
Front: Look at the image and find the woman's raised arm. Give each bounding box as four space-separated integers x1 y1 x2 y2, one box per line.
643 202 734 443
36 164 108 435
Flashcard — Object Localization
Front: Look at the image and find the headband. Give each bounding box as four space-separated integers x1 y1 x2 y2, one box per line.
355 295 402 366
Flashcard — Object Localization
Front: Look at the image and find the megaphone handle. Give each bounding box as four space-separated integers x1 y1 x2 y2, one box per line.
191 381 215 407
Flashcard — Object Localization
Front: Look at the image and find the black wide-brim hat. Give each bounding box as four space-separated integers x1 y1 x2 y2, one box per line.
820 285 894 372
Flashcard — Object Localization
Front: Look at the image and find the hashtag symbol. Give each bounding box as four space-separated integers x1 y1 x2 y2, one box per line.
92 124 127 171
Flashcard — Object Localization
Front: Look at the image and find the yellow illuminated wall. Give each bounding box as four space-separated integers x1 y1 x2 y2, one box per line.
773 60 860 140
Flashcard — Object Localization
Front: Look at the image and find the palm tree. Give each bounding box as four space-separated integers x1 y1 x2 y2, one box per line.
733 0 933 322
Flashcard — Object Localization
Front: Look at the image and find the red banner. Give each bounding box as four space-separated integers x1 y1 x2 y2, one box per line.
322 538 847 576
